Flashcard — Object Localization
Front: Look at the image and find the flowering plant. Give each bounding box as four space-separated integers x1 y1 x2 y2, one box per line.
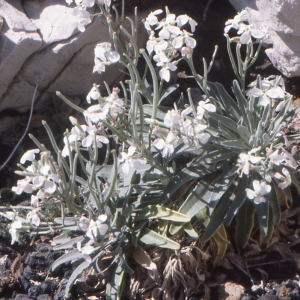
7 3 300 299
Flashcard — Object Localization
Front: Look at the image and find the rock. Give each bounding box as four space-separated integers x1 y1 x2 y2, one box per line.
13 295 34 300
228 0 300 77
0 0 147 113
218 282 245 300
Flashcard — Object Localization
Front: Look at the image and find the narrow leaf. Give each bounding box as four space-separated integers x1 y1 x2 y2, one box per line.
235 199 255 248
135 205 190 222
52 249 81 271
212 225 228 267
65 260 90 298
139 227 180 250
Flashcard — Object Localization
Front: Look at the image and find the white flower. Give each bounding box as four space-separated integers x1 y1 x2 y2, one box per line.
78 216 90 231
282 146 297 167
144 9 163 31
275 168 292 189
224 10 247 33
157 14 182 40
95 43 120 63
9 220 23 244
102 90 124 118
118 146 148 174
73 6 91 32
32 164 60 194
157 61 177 82
172 30 196 49
81 125 109 148
86 215 108 240
181 46 193 59
238 24 265 44
93 43 120 74
62 124 87 157
146 31 159 54
176 15 197 32
196 100 216 119
86 85 100 103
26 209 40 227
153 132 177 157
84 104 108 123
237 150 262 176
12 177 34 195
75 0 94 6
246 180 271 204
247 86 285 106
153 40 169 63
77 242 95 262
268 149 285 168
20 149 40 164
195 124 210 144
164 108 183 128
31 190 44 207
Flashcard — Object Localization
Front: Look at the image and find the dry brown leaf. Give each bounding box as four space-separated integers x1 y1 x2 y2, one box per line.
212 225 228 267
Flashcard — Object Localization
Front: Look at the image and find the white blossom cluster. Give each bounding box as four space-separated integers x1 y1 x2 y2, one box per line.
224 10 266 44
152 98 216 157
144 8 197 81
247 75 286 109
93 43 120 74
237 144 297 204
66 0 111 32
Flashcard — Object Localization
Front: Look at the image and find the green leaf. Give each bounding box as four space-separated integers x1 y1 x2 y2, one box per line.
158 84 179 105
178 171 221 218
135 205 190 222
221 140 249 151
52 249 81 271
65 260 90 298
269 181 281 225
271 96 292 133
233 80 250 130
133 245 158 272
235 199 255 248
202 180 237 242
53 236 85 251
143 104 169 121
209 113 242 134
106 263 125 300
183 222 198 239
139 227 180 250
260 204 274 245
161 166 203 204
169 221 185 236
255 200 269 239
118 255 134 275
54 217 78 226
215 82 241 121
224 175 249 226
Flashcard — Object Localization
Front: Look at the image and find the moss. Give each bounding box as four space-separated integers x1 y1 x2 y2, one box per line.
42 199 61 222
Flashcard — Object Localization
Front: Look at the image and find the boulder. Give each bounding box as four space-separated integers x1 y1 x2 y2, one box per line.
0 0 144 113
228 0 300 77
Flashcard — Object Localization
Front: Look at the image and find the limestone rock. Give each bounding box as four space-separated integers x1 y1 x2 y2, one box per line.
228 0 300 77
0 0 143 113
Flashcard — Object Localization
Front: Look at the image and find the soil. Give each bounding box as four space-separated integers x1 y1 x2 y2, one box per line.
1 0 300 299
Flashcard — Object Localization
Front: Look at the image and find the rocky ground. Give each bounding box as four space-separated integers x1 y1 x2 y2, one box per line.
1 0 300 299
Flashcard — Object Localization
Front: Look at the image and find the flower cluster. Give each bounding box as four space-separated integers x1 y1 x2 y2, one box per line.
247 75 285 108
66 0 111 32
224 10 266 44
93 43 120 74
13 150 60 195
144 8 197 81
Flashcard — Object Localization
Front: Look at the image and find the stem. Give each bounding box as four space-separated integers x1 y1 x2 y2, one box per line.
140 49 159 119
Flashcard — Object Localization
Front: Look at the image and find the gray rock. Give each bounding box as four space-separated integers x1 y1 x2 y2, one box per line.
0 0 143 113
